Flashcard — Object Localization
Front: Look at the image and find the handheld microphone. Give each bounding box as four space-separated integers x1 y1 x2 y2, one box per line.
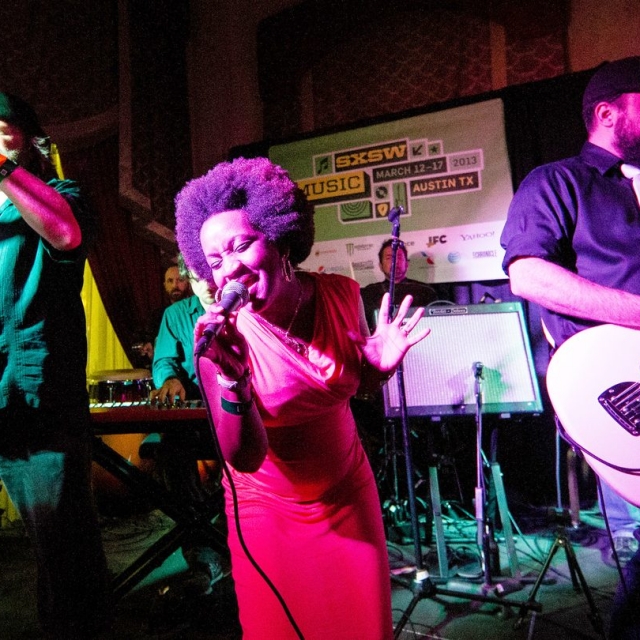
194 280 250 355
472 361 484 378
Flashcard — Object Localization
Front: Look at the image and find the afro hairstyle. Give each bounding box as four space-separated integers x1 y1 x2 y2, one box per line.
175 157 315 282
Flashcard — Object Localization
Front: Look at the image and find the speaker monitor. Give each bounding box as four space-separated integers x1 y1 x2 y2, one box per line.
380 302 542 418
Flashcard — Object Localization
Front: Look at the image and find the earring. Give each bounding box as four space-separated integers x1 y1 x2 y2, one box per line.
214 288 223 303
281 255 293 282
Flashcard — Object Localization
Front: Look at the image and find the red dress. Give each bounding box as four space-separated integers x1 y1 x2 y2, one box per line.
206 273 393 639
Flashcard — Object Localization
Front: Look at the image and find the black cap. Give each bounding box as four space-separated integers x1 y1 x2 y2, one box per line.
0 92 46 137
582 56 640 110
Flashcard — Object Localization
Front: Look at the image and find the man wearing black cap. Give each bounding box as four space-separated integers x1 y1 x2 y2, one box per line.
500 56 640 638
0 93 111 638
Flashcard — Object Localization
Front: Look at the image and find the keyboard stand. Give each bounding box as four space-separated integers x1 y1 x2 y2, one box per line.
92 434 227 601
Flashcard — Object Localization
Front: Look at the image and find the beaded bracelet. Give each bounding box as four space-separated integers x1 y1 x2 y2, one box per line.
0 154 18 182
221 396 254 416
216 368 252 392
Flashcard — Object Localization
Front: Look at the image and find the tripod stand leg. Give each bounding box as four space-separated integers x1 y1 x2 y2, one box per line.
393 570 436 640
562 537 604 634
429 466 449 580
563 536 581 591
491 462 521 579
567 447 582 528
393 593 420 640
515 532 604 635
514 536 562 629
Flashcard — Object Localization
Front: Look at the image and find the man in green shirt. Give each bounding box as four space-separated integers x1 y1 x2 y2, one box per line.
0 93 110 637
152 256 214 403
148 258 228 603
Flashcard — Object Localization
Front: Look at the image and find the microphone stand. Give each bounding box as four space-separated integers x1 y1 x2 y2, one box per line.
384 213 403 532
387 207 437 638
388 211 541 638
386 208 423 572
473 362 498 588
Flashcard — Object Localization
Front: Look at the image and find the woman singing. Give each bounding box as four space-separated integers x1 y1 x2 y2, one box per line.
175 157 429 639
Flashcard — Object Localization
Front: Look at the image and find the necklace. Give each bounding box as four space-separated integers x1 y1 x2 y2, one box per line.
261 277 309 358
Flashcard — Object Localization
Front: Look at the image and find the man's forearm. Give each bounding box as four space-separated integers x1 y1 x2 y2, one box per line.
0 164 81 250
508 257 640 328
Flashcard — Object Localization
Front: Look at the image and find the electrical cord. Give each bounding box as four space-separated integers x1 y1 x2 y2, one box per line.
195 353 305 640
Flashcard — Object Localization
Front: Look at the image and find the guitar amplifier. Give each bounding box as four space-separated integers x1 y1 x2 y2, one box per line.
379 302 542 418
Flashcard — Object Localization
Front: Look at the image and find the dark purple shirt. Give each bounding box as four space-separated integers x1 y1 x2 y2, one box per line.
500 142 640 347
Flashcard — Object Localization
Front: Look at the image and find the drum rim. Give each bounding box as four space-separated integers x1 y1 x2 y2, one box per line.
88 369 152 383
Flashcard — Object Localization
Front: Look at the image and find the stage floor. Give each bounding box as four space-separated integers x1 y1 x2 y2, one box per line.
0 503 621 639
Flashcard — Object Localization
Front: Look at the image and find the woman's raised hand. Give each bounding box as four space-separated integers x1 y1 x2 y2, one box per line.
350 293 431 373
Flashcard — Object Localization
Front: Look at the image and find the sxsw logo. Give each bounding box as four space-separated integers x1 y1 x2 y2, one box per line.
334 141 408 171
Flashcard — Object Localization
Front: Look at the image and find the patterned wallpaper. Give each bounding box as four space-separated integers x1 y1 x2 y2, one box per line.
3 1 570 253
123 0 192 252
2 2 118 132
258 1 570 140
310 10 492 132
506 30 569 85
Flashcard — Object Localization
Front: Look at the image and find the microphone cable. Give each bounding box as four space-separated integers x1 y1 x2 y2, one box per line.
194 352 305 640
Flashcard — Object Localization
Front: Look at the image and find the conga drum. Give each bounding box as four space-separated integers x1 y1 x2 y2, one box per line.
87 369 155 515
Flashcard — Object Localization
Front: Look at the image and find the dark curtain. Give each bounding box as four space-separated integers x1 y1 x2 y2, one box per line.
127 0 192 232
63 136 165 365
453 69 593 377
61 0 193 366
485 69 593 510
